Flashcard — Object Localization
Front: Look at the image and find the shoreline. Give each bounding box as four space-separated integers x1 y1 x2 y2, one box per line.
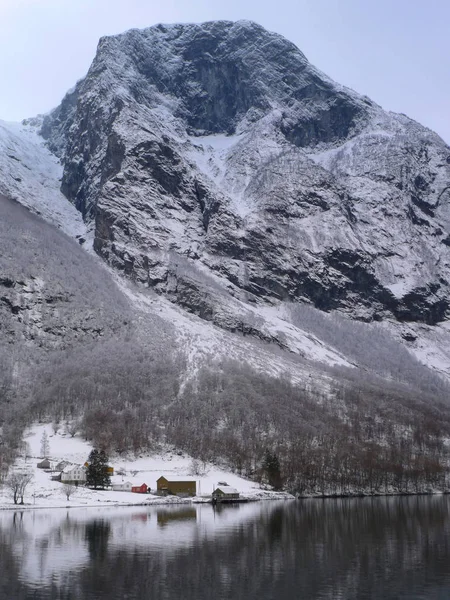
297 490 450 499
2 489 449 512
0 490 294 512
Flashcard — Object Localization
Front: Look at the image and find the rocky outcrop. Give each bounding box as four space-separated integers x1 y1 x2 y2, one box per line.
0 194 131 350
41 20 450 327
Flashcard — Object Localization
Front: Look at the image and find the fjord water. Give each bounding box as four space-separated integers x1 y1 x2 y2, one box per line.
1 497 450 599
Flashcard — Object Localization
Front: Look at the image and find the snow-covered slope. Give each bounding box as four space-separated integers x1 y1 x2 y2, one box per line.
0 423 285 510
0 120 86 239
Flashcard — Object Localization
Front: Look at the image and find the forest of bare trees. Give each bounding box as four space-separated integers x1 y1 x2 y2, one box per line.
2 331 449 497
165 361 450 495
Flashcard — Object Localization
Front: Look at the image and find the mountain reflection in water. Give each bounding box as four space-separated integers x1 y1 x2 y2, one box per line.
1 496 450 599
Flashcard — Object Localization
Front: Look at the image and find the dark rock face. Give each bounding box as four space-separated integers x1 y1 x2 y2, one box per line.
41 20 450 327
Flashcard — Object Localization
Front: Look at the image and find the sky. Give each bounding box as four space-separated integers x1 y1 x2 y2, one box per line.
0 0 449 143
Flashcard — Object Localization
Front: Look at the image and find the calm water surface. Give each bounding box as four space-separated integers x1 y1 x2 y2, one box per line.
1 496 450 599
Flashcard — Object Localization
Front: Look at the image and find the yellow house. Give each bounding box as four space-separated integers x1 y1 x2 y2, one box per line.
157 476 196 496
84 461 114 475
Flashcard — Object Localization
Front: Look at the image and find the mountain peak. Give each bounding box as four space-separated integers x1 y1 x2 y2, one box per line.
73 18 360 143
39 20 450 360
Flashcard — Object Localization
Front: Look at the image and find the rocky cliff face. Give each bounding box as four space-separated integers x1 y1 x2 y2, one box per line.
40 20 450 335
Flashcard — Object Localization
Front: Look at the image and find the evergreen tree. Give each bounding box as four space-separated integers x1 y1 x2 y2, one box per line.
86 449 111 489
263 450 282 490
40 431 50 458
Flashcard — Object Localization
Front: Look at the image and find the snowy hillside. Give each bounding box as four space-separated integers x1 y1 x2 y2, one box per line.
0 120 86 239
0 424 286 510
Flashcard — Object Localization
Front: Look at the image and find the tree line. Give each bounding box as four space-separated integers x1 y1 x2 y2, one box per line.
2 333 450 497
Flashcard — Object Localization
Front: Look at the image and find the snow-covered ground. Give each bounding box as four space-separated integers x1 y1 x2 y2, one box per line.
115 276 343 399
0 424 292 510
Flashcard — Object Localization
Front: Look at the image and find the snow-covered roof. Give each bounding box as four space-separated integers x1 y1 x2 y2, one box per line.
62 464 84 473
214 486 239 494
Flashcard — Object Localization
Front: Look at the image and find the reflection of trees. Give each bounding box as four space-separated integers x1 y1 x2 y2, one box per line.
85 520 111 561
79 520 113 599
74 498 450 600
0 528 29 600
2 499 450 599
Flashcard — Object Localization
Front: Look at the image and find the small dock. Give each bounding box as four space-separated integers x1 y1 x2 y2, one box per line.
211 497 249 505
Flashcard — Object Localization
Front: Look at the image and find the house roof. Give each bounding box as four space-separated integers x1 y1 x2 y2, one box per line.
55 460 70 469
157 475 196 483
214 486 239 494
62 464 85 473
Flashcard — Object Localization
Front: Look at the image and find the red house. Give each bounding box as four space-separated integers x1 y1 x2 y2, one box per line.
131 483 148 494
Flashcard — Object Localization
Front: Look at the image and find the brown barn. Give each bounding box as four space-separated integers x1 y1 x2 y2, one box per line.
157 476 196 497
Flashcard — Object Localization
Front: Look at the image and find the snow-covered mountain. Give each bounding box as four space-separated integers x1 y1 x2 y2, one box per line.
4 20 450 499
2 20 450 384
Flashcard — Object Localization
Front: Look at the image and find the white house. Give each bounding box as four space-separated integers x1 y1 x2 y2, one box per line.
112 481 133 492
61 465 86 484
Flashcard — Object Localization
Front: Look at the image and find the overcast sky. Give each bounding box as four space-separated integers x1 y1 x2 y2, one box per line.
1 0 449 143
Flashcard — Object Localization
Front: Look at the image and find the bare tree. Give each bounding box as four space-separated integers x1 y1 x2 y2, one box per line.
61 484 77 501
65 419 80 438
189 458 206 476
6 471 34 505
19 441 31 462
